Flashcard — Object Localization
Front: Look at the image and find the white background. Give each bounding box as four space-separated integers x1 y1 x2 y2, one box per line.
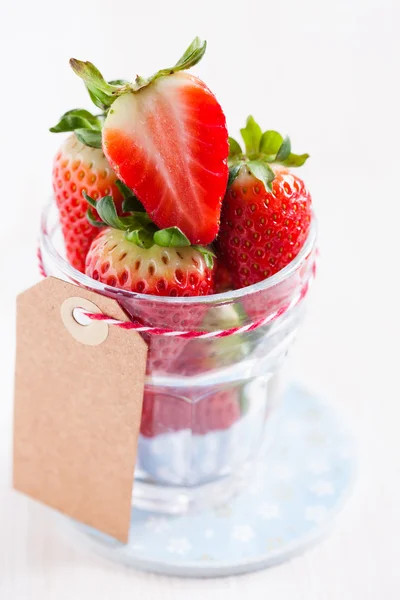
0 0 399 597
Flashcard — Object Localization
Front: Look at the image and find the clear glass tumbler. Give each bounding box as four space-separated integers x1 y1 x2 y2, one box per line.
39 197 317 514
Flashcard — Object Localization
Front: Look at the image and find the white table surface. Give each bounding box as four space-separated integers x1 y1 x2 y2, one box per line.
0 0 399 597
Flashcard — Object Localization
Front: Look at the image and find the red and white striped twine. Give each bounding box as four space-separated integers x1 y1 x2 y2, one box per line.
38 246 316 339
37 246 47 278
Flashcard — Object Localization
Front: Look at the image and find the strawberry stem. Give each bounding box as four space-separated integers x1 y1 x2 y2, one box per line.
69 59 123 110
55 39 208 147
228 116 310 188
70 37 207 101
133 37 207 91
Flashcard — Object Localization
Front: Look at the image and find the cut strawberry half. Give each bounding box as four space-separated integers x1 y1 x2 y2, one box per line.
103 74 228 244
70 38 229 245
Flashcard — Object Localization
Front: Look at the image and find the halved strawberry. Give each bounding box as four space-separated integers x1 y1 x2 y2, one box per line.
69 38 229 245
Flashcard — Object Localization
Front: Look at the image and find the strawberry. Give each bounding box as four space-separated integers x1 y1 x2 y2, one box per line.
217 116 312 289
140 391 190 437
214 262 233 294
69 37 229 245
84 193 215 296
50 112 124 272
173 304 248 376
86 227 215 296
128 299 208 375
140 388 241 438
84 194 216 373
194 388 241 435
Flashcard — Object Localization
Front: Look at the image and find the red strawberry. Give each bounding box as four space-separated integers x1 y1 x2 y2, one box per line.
85 228 215 297
214 262 233 294
140 388 241 438
173 304 247 376
84 195 216 374
194 388 241 435
217 117 312 289
140 391 191 437
128 299 208 375
51 133 123 272
69 38 229 245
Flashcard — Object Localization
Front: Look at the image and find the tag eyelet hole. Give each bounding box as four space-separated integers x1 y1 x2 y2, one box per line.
72 307 92 327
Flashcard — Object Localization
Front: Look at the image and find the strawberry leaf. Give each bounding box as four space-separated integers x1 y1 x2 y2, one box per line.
228 137 242 157
143 37 207 88
232 118 309 175
260 130 283 156
240 116 262 156
86 207 104 227
70 59 122 110
69 59 117 95
153 227 191 247
84 191 154 245
192 246 216 269
173 37 207 71
74 128 102 149
283 152 310 167
49 109 102 133
95 195 129 230
83 190 98 209
228 164 241 186
115 180 145 212
275 136 291 162
128 212 153 228
125 228 155 249
108 79 129 86
122 195 145 213
247 160 275 191
116 179 134 199
86 87 111 111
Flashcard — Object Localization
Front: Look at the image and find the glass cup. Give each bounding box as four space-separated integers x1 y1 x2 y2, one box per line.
39 197 317 514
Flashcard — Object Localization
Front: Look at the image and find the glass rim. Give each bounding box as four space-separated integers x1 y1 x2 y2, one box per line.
41 196 317 306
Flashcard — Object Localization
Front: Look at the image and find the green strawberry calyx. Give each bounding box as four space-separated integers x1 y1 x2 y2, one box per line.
49 108 104 148
228 116 309 191
49 78 130 147
49 38 205 148
84 186 215 268
69 37 206 110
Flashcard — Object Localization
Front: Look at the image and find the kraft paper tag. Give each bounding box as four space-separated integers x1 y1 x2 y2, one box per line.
13 277 148 543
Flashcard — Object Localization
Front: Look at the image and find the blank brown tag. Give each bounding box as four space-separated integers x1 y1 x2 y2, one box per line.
13 277 147 543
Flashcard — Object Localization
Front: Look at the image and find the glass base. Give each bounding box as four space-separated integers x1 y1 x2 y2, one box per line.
65 385 356 577
132 374 282 514
132 465 253 514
